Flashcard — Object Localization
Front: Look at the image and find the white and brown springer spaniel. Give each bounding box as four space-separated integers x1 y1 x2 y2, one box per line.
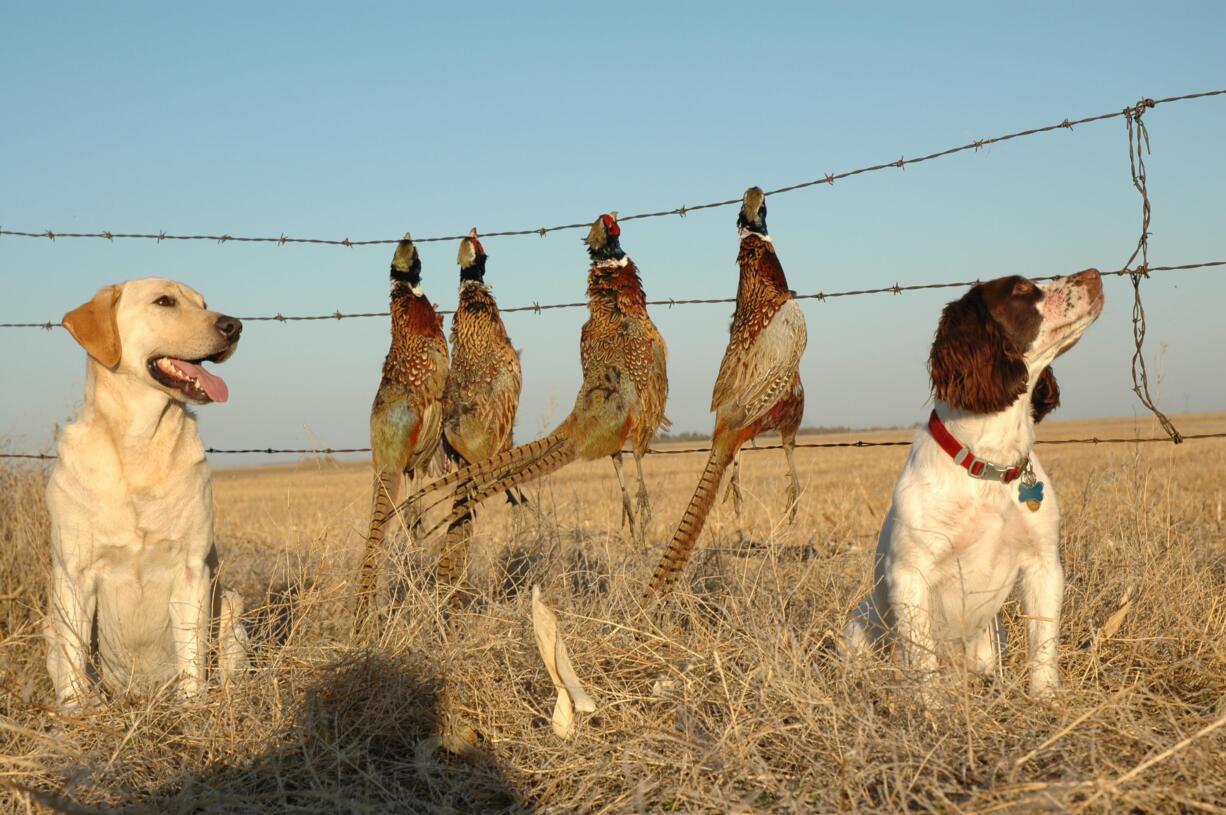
845 269 1104 695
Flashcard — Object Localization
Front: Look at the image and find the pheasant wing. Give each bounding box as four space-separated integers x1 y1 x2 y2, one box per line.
412 340 450 468
711 299 807 430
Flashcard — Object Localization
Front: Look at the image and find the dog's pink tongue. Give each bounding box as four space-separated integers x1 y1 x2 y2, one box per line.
170 359 229 403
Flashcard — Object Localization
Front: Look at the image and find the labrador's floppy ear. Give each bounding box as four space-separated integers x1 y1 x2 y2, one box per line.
63 285 122 368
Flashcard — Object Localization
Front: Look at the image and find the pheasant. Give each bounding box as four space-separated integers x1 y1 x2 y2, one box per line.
593 220 669 545
442 228 526 504
353 233 449 631
439 229 526 556
643 187 808 598
722 378 804 524
401 213 668 593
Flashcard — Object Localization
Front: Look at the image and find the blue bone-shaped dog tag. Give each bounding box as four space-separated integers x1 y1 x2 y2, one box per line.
1019 481 1044 511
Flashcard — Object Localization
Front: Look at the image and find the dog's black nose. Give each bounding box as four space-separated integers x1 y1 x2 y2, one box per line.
215 315 242 340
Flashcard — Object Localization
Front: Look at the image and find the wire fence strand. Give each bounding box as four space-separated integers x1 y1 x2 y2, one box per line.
4 432 1226 460
1 258 1221 329
1 88 1222 250
3 88 1223 455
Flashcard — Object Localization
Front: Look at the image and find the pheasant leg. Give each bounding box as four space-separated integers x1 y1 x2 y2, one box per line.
633 450 652 542
784 441 800 524
722 454 744 524
611 452 641 544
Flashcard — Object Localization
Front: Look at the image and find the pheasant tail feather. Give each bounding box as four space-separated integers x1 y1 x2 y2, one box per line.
402 431 566 518
433 432 577 584
643 437 740 598
442 433 530 508
354 470 402 632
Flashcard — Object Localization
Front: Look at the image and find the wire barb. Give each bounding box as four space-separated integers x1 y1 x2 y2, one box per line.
0 88 1221 249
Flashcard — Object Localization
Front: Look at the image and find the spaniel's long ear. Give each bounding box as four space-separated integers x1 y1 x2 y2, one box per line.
63 285 122 369
1031 366 1060 423
928 288 1028 414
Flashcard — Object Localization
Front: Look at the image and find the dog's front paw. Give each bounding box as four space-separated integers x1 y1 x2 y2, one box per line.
176 673 203 699
55 688 102 715
1028 667 1060 698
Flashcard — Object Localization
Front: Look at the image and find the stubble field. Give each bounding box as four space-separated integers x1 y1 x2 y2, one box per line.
2 412 1225 812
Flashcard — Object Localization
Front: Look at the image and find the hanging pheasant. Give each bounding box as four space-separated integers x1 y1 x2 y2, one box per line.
586 215 669 544
643 187 807 597
401 213 668 596
441 228 526 505
353 233 449 632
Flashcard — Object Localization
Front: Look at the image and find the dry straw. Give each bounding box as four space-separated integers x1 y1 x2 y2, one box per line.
3 418 1225 811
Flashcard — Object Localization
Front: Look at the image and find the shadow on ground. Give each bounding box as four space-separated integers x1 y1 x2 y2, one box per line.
142 653 530 814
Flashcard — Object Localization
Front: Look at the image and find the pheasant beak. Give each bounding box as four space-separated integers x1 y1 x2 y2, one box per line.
457 228 488 270
392 235 417 273
738 187 768 234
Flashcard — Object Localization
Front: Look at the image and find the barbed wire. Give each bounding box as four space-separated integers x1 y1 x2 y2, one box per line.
643 433 1226 454
4 432 1225 460
3 88 1222 453
1 88 1222 250
1121 101 1183 444
1 258 1221 330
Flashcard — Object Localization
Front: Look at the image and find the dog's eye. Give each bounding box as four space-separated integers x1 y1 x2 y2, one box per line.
154 295 177 307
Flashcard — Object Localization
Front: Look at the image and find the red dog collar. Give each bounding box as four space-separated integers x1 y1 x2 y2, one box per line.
928 409 1025 483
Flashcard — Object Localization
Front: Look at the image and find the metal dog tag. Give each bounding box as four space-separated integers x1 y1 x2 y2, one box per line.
1018 462 1043 512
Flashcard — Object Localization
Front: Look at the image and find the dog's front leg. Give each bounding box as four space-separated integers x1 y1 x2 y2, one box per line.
1019 552 1063 696
45 559 97 709
169 559 209 696
885 560 940 678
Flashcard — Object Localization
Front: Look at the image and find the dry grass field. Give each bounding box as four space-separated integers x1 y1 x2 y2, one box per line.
2 412 1225 813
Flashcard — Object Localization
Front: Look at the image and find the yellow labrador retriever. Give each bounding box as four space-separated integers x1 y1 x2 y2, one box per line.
45 278 248 708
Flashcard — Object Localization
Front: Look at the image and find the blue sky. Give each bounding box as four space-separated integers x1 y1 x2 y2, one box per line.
2 2 1224 465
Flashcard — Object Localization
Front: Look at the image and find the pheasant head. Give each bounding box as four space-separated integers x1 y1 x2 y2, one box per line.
584 212 624 263
737 187 768 238
390 232 424 296
457 228 488 284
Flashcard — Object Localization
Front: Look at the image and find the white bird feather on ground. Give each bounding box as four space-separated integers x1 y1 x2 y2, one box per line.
531 586 596 738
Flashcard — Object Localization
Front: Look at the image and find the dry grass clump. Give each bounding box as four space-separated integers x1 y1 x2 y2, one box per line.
2 414 1225 813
